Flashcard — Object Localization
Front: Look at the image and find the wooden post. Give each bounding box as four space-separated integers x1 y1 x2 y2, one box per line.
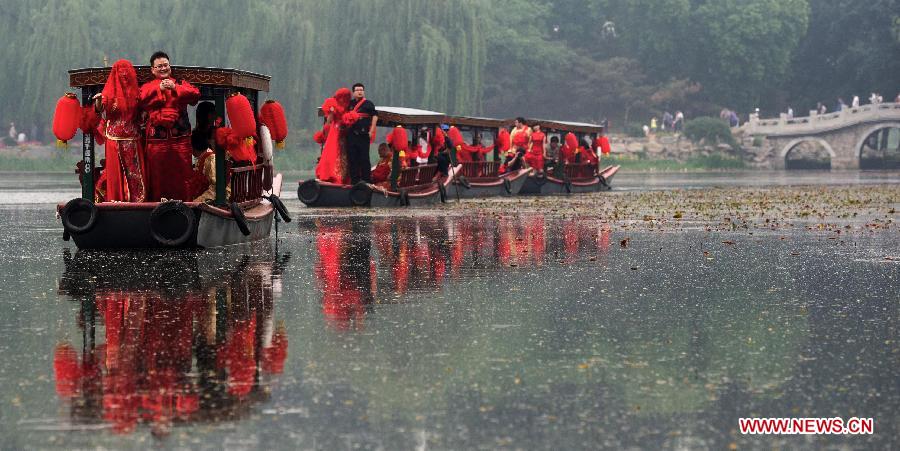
215 93 228 205
80 88 96 200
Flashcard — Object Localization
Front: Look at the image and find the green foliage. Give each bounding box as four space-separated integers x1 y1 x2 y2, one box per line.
683 117 738 148
0 0 894 143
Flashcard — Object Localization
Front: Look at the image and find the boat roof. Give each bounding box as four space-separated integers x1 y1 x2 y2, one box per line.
531 119 604 134
444 115 512 129
68 66 270 92
375 106 445 126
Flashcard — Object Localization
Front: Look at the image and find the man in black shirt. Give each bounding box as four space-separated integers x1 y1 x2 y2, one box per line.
346 83 378 184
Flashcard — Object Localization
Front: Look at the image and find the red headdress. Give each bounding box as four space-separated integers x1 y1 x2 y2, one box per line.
497 128 511 152
101 60 140 122
447 126 464 148
389 126 408 151
430 126 445 150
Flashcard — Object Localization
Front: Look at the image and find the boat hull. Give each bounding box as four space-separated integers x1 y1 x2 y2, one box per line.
298 166 459 208
59 175 282 249
518 165 619 195
446 168 532 199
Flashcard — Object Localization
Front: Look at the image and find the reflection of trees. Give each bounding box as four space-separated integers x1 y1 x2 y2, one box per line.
53 247 290 436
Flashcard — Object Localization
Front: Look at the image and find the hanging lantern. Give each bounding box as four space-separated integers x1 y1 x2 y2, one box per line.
447 126 464 148
52 93 81 147
389 126 408 152
565 132 578 151
260 100 288 148
225 93 257 139
430 126 445 149
497 128 510 152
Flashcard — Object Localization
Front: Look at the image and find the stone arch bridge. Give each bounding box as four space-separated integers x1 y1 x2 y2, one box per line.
741 103 900 169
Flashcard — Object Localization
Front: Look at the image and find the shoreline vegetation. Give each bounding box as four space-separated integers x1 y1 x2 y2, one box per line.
1 141 750 174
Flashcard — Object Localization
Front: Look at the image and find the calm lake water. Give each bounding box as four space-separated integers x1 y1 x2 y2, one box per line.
0 171 897 450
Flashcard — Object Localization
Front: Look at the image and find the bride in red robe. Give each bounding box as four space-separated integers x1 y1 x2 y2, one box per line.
315 88 352 184
94 60 147 202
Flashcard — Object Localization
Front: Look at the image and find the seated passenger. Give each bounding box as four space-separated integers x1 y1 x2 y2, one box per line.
498 147 526 174
371 143 393 186
186 102 229 203
545 135 560 171
435 145 451 178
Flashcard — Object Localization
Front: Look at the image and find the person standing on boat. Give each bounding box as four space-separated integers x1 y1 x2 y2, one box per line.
91 59 147 202
344 83 378 184
139 51 200 201
524 123 546 175
509 117 531 154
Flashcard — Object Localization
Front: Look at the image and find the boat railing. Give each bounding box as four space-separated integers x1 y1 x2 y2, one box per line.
564 163 596 180
397 164 438 189
230 163 273 202
459 161 500 178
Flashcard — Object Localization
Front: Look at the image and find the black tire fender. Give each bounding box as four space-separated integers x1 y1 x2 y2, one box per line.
264 194 292 222
61 198 98 234
398 189 410 206
297 179 321 205
502 177 512 194
564 181 572 194
149 200 195 246
230 202 251 236
598 175 609 190
349 182 373 206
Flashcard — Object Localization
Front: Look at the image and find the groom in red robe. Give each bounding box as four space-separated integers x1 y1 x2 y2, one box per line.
140 51 200 201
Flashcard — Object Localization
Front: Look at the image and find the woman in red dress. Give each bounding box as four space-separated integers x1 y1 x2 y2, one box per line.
524 124 546 175
94 60 146 202
315 88 352 184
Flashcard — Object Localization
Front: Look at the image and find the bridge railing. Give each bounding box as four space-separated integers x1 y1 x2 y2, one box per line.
744 102 900 136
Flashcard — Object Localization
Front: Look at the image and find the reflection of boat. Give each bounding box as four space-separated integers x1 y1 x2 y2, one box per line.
305 215 611 331
53 246 290 435
56 66 290 248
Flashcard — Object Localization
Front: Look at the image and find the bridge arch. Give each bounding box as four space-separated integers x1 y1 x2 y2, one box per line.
854 121 900 158
779 137 835 170
779 137 836 160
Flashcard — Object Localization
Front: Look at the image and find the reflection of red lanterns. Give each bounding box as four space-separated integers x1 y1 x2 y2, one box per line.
225 93 257 139
262 324 288 374
497 129 510 152
53 93 81 146
260 100 288 148
53 342 81 398
447 126 464 148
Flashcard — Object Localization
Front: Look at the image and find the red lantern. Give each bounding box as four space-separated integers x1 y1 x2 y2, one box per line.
225 93 257 139
497 128 510 152
565 132 578 150
52 93 81 146
260 100 288 148
389 126 408 152
430 126 445 150
447 126 465 148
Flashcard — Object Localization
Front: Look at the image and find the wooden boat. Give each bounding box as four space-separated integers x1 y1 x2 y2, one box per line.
57 66 291 249
517 119 620 195
442 115 533 198
298 106 461 207
518 164 620 194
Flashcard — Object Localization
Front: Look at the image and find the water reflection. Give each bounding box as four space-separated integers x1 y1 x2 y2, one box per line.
54 247 290 436
310 215 611 331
